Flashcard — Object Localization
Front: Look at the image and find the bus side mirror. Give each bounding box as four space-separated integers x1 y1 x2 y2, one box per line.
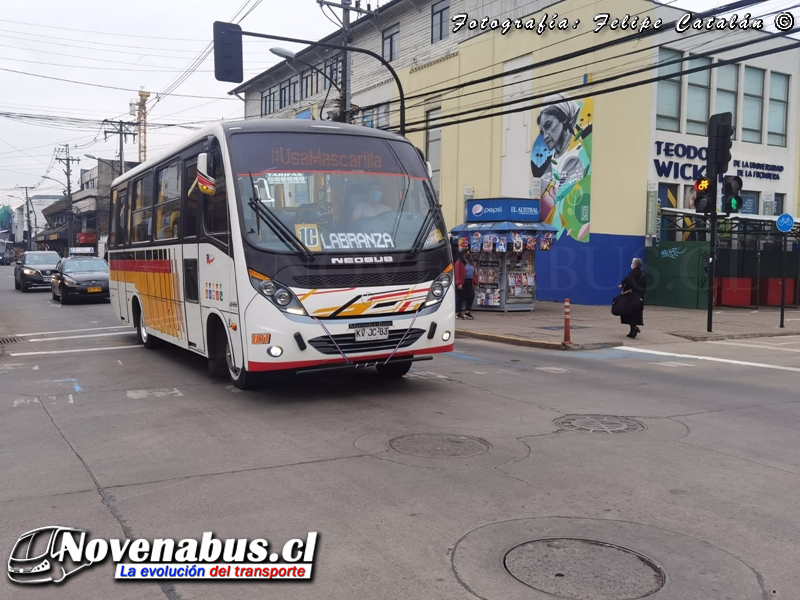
197 153 209 177
425 161 433 179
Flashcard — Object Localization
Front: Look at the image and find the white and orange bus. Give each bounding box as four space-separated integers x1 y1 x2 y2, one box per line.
107 119 455 389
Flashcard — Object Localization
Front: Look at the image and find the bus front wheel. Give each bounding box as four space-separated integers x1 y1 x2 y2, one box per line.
225 335 255 390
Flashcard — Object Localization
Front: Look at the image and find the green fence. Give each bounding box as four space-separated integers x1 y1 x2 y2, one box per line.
645 242 709 309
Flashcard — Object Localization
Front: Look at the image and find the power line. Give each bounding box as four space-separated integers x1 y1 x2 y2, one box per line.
371 0 798 121
0 67 238 100
396 36 800 134
356 0 765 113
0 56 272 74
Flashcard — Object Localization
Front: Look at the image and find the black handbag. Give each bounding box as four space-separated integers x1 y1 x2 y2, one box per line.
611 293 637 317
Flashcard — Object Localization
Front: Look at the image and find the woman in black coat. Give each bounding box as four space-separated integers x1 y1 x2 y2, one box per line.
619 257 646 338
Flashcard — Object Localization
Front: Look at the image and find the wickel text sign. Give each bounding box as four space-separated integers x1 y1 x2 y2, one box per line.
465 198 541 223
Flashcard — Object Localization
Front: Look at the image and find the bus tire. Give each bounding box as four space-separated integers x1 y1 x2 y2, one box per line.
375 360 412 379
134 300 159 349
225 334 255 390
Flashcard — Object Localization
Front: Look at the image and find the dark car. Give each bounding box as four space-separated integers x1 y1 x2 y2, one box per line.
14 251 62 292
51 257 110 304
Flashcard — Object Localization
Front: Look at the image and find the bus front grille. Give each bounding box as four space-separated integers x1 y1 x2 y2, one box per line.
308 328 426 355
293 271 431 288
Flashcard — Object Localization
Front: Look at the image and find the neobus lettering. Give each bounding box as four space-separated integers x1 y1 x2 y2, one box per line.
321 233 395 250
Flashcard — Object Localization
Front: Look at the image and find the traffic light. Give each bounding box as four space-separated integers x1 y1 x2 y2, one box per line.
723 175 743 215
213 22 243 83
707 112 733 178
693 178 713 213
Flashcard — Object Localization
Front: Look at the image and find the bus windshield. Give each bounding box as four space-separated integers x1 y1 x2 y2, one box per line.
229 132 444 254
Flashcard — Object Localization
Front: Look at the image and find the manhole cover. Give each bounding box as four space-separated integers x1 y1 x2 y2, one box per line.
504 538 665 600
388 434 491 458
554 415 645 434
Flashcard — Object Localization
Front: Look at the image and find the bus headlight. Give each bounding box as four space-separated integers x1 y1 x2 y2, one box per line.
424 268 454 307
260 280 276 296
267 346 283 357
249 268 308 316
274 289 291 306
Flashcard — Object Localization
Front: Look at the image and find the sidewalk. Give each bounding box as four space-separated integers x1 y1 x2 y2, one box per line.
455 301 800 350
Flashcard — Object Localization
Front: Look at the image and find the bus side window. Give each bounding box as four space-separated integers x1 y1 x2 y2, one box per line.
184 162 199 238
117 190 128 246
131 173 154 244
203 150 228 236
109 188 117 247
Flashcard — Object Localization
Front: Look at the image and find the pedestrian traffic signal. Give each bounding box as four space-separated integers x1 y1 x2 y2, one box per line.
723 175 743 215
694 178 713 213
707 112 733 178
213 22 243 83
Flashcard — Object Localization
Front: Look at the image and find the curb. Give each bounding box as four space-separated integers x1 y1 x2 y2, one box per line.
455 329 622 351
669 330 800 342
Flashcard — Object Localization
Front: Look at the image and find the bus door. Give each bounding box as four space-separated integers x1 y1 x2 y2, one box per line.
182 160 205 353
196 149 244 368
114 189 130 323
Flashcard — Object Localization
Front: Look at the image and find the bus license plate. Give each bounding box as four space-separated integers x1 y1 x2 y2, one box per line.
354 326 389 342
88 287 102 293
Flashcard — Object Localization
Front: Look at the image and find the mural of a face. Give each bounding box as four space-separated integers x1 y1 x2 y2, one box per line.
539 113 569 155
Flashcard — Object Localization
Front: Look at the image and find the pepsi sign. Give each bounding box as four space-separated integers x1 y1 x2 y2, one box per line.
465 198 541 223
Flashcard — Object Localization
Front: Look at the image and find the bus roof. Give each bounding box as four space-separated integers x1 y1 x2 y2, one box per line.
111 119 410 188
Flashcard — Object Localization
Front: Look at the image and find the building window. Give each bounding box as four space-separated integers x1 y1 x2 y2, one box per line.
656 48 682 132
432 0 449 43
739 190 759 215
323 56 341 90
301 70 317 99
279 80 294 109
382 24 399 62
425 108 442 197
774 193 785 215
262 87 279 115
768 72 789 147
376 104 390 129
715 63 738 140
686 56 711 136
742 66 764 143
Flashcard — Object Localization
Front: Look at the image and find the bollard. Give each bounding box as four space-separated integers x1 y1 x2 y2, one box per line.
563 298 572 345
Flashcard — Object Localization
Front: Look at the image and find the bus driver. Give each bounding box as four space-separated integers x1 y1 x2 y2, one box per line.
350 182 392 223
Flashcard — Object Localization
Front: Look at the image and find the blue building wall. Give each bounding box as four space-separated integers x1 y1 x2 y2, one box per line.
536 233 646 305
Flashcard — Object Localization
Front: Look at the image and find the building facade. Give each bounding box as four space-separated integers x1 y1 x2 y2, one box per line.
232 0 800 304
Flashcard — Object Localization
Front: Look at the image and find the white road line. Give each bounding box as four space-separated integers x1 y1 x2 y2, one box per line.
9 345 140 357
126 388 183 399
535 366 568 373
708 341 800 354
16 325 129 337
28 331 136 342
647 361 696 368
619 346 800 372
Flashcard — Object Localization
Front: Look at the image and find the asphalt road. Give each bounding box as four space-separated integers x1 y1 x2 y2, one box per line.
1 265 798 600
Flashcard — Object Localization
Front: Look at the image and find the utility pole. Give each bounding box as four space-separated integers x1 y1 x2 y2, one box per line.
15 185 32 250
341 0 351 125
102 119 136 175
56 145 80 255
316 0 377 124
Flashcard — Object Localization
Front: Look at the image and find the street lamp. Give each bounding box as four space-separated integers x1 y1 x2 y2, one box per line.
84 154 121 178
270 47 342 121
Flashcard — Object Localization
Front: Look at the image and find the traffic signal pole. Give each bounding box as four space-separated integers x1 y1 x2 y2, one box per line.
707 178 717 333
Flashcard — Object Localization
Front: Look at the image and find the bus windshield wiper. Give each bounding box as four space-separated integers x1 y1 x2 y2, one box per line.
248 172 314 261
407 209 434 257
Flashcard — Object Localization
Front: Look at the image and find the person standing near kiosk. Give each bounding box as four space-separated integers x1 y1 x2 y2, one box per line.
455 250 476 320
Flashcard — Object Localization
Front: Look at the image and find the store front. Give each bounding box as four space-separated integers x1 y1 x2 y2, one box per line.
449 198 557 312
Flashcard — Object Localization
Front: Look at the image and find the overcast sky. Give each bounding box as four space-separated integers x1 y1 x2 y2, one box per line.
0 0 792 207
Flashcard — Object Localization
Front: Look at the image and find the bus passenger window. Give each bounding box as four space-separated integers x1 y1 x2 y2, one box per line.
184 163 199 237
203 152 228 234
130 173 154 243
155 162 181 241
117 191 128 246
109 189 117 247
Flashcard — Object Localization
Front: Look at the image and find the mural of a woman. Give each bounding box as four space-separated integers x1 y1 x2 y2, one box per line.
531 92 593 242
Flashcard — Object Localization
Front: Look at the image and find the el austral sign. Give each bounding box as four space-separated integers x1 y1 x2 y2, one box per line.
465 198 541 223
